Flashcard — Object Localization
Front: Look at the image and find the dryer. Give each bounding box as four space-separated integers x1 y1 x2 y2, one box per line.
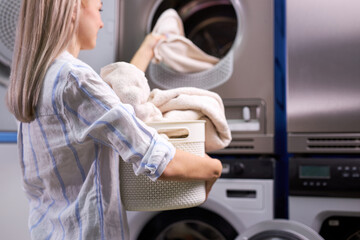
118 0 275 154
0 0 119 131
289 157 360 240
126 157 275 239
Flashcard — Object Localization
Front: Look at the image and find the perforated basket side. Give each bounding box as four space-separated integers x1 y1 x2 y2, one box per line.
120 121 206 211
120 160 205 211
148 50 233 90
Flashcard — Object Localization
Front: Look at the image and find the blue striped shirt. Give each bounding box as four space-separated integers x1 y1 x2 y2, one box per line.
18 51 175 240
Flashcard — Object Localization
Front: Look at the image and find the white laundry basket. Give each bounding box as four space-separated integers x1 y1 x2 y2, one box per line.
120 120 206 211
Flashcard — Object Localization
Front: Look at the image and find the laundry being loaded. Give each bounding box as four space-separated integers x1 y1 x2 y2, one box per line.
100 61 232 152
151 8 220 73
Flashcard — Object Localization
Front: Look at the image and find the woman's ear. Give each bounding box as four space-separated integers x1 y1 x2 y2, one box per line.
72 0 84 23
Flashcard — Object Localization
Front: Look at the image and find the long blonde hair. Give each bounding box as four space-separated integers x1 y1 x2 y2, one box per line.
6 0 81 122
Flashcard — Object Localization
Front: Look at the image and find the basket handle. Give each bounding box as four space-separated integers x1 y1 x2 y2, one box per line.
156 127 190 141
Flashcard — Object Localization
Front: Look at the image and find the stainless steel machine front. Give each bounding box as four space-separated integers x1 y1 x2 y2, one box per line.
287 0 360 154
119 0 275 154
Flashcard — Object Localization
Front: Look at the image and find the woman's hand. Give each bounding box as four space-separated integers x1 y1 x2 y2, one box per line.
130 33 165 72
159 149 222 199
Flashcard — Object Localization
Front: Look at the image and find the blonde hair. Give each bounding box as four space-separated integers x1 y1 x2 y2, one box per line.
6 0 81 122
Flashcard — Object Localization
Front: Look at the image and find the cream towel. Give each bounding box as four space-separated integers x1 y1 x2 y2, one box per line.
100 62 232 152
149 88 232 151
152 9 219 73
100 62 163 122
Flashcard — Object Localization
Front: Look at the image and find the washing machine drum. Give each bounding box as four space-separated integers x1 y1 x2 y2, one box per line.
0 0 21 67
147 0 242 90
236 220 324 240
134 207 238 240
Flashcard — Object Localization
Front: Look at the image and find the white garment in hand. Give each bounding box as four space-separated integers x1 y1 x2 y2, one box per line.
152 9 219 73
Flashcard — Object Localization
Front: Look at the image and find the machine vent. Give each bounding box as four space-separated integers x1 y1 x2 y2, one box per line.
225 145 255 150
210 138 256 154
307 137 360 150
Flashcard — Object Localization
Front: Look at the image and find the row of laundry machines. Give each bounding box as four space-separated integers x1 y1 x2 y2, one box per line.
0 0 359 239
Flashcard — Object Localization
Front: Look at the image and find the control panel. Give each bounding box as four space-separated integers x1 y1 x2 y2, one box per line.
213 156 275 179
289 157 360 198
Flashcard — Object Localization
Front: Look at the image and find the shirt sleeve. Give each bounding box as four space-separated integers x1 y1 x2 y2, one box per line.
61 64 175 181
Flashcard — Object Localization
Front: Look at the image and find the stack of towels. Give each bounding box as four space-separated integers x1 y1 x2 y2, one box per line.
100 9 231 152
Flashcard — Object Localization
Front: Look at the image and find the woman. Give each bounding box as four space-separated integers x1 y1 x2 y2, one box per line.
6 0 222 239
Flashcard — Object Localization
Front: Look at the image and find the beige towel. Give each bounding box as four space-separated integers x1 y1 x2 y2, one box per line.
149 88 232 151
100 63 231 152
100 62 163 122
152 9 219 73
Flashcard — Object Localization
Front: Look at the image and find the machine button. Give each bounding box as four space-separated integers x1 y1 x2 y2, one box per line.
322 182 327 186
352 166 357 171
344 166 350 171
352 173 360 178
309 181 314 186
233 162 245 175
303 181 308 186
342 172 350 178
242 106 251 122
337 166 343 171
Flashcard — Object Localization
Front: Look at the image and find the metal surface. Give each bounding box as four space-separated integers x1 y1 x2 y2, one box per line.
287 0 360 153
119 0 275 154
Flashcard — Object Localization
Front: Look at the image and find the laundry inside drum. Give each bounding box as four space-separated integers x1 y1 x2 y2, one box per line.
151 0 238 59
148 0 240 90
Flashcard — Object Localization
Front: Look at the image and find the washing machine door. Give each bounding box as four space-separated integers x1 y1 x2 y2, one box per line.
0 0 21 67
236 220 324 240
146 0 243 90
319 216 360 240
134 207 238 240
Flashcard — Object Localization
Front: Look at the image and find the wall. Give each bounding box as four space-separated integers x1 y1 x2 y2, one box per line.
0 143 30 239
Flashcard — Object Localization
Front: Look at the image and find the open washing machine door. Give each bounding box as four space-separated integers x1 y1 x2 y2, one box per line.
236 220 324 240
146 0 243 90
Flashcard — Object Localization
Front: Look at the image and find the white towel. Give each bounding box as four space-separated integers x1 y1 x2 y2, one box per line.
149 88 232 151
100 63 231 152
100 62 163 122
152 9 220 73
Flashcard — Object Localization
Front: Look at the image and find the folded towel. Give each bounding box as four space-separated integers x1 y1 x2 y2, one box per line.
149 88 232 151
100 63 231 152
152 9 220 73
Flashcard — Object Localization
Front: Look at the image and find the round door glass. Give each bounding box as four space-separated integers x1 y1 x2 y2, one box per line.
155 220 226 240
249 230 305 240
136 207 238 240
150 0 238 59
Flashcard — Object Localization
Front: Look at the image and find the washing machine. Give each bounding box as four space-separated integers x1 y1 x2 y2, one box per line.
0 0 118 132
289 157 360 240
118 0 275 154
126 157 275 239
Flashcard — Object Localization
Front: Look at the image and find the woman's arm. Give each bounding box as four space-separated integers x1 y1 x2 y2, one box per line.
159 149 223 198
130 34 164 72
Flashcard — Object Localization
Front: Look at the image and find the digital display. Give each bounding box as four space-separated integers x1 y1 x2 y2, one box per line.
300 165 330 179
